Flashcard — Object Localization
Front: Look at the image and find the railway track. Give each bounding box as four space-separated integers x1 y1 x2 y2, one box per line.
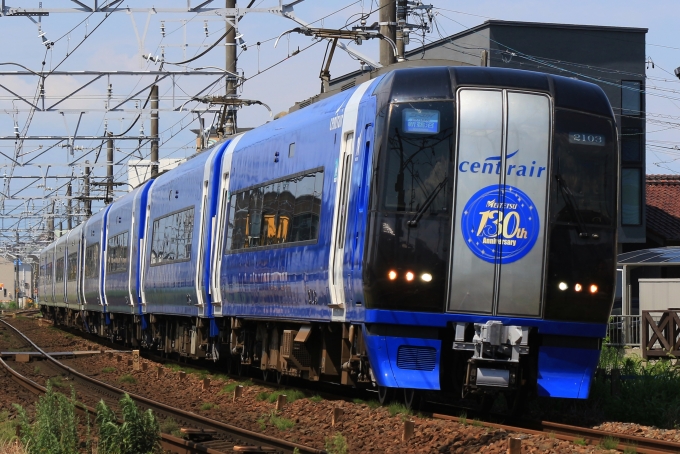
0 318 325 454
19 318 680 454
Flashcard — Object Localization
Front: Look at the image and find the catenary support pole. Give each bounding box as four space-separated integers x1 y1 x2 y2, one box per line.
107 136 114 203
225 0 237 136
379 0 397 66
150 84 159 178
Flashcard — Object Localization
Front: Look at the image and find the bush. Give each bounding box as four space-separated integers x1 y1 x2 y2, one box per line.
102 367 116 374
14 382 81 454
118 374 137 384
96 394 161 454
325 433 348 454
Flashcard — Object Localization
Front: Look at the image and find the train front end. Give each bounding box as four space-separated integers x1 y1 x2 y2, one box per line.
362 66 618 400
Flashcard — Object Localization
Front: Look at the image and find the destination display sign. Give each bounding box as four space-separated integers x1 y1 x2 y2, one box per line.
403 108 440 134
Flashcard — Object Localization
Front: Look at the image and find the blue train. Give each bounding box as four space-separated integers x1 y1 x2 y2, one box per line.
39 66 618 407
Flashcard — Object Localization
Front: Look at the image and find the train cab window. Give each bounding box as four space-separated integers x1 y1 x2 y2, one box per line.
106 232 129 274
67 253 78 281
150 207 195 265
56 257 64 283
226 168 324 252
380 102 454 213
85 243 100 278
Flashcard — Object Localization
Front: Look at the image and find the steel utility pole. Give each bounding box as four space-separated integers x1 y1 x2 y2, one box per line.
84 161 91 216
66 182 72 230
379 0 397 66
225 0 237 136
150 84 159 178
107 136 114 203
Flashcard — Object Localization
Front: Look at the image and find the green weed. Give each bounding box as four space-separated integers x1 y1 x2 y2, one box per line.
256 392 270 401
600 436 619 450
269 412 294 431
47 376 65 388
459 411 467 426
623 445 637 454
101 367 116 374
472 418 483 427
309 395 323 403
0 411 16 443
96 393 161 454
220 379 253 394
118 374 137 384
573 438 587 446
199 402 217 411
159 418 185 439
32 366 40 375
387 402 412 417
267 389 305 404
325 432 348 454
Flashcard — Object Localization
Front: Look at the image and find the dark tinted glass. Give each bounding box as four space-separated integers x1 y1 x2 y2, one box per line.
67 253 78 281
621 128 641 162
85 244 100 278
107 232 129 274
227 168 324 252
56 257 64 283
551 110 616 227
150 207 194 265
380 102 453 213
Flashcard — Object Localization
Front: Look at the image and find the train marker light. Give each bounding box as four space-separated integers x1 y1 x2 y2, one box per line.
388 270 397 281
558 282 568 291
421 273 433 282
590 284 598 294
574 283 583 292
405 271 414 282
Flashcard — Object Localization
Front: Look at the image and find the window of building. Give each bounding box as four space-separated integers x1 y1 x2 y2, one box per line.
150 207 194 265
85 244 100 279
621 128 642 162
621 81 642 116
621 168 642 225
107 232 129 274
67 253 78 281
55 257 64 283
226 168 324 252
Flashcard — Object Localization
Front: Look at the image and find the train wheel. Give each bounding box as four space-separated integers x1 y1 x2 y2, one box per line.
378 386 392 405
403 388 421 411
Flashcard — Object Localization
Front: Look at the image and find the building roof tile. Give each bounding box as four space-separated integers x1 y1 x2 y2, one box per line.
646 175 680 241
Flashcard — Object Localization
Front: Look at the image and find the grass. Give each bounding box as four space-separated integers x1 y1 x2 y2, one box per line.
387 402 412 417
165 364 210 379
47 376 65 388
352 398 381 409
32 366 40 375
310 395 323 403
159 418 185 439
199 402 217 411
0 411 16 443
573 438 587 446
0 440 27 454
471 419 484 427
118 374 137 384
267 389 305 404
325 432 348 454
623 446 637 454
600 436 619 450
220 379 253 394
101 367 116 374
459 412 467 426
269 413 294 431
256 392 270 401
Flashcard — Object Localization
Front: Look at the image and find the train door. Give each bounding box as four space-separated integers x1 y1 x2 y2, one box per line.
448 89 551 317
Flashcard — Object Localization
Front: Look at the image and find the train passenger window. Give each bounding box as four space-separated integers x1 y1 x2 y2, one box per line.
106 232 129 274
150 207 195 266
227 167 324 252
56 258 64 283
67 253 78 281
84 243 100 278
46 262 52 285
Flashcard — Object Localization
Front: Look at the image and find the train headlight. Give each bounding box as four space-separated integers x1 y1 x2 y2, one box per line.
590 284 598 294
388 270 397 281
405 271 414 282
421 273 432 282
558 282 568 291
574 283 582 292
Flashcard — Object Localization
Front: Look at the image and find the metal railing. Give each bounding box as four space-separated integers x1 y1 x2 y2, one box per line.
605 315 642 347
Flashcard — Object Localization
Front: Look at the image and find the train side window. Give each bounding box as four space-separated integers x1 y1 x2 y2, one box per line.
150 207 195 266
106 232 129 274
67 252 78 281
227 167 324 252
56 258 64 283
85 243 100 278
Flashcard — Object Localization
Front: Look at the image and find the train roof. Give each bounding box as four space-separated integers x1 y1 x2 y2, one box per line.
373 66 615 119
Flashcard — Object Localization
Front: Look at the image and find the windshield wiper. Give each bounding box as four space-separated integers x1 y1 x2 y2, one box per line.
554 173 594 238
407 177 448 227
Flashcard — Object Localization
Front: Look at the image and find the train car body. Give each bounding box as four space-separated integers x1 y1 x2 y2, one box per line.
40 66 618 404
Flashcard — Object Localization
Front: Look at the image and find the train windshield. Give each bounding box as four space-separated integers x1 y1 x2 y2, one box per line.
550 110 617 227
380 102 454 213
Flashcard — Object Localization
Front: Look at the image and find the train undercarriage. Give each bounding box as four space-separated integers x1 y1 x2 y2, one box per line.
41 305 537 412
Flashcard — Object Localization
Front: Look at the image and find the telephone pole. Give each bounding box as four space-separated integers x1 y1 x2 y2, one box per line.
225 0 238 136
379 0 397 66
150 84 159 178
107 136 114 203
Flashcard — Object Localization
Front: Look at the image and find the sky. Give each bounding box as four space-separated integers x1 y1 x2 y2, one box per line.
0 0 678 248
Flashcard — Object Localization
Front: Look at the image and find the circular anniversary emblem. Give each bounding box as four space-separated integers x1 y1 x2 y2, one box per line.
461 184 539 264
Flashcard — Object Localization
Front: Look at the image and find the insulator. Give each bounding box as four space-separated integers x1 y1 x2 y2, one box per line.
160 21 166 37
204 20 209 37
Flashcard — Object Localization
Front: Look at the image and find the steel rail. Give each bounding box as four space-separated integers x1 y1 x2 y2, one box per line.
0 318 325 454
432 413 680 454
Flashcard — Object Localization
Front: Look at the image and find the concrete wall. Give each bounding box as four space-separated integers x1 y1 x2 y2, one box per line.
0 258 33 303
